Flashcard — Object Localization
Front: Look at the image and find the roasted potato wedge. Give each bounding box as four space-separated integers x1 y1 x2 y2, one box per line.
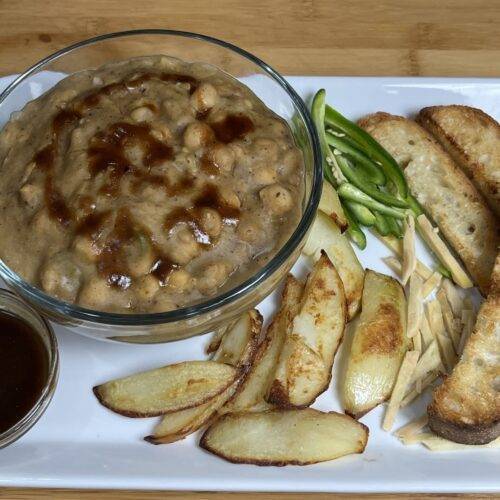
212 309 262 369
343 269 409 418
205 321 237 355
93 361 237 417
200 408 368 466
318 181 348 232
268 252 347 407
302 211 364 320
221 276 304 414
146 310 262 443
144 385 233 444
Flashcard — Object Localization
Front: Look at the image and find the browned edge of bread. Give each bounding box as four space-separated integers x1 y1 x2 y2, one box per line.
417 105 500 217
428 404 500 445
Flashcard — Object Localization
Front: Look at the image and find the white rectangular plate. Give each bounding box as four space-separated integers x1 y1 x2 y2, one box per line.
0 75 499 493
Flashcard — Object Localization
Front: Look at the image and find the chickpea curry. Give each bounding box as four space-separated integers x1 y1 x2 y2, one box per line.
0 56 304 313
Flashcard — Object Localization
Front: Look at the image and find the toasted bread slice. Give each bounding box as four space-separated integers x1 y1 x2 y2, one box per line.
358 112 498 295
417 105 500 216
428 254 500 444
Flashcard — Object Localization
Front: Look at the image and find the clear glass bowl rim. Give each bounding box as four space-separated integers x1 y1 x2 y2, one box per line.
0 29 322 326
0 289 59 447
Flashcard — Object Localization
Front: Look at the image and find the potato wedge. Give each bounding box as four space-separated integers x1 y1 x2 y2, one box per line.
318 181 348 232
221 276 304 414
268 252 347 407
302 211 364 320
205 321 237 355
200 408 368 466
213 309 262 369
93 361 237 417
144 385 233 444
343 270 409 418
146 310 262 443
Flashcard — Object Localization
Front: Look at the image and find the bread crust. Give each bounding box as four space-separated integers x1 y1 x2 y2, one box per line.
428 255 500 445
417 105 500 217
428 404 500 445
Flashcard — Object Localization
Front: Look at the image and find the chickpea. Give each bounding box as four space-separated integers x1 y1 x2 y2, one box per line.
19 183 43 209
230 143 246 162
218 186 241 209
236 218 263 244
135 274 160 301
183 122 214 150
259 183 293 215
196 262 230 294
150 291 176 313
197 207 222 239
130 106 155 123
31 210 59 234
168 268 193 292
150 122 173 142
168 227 201 265
73 235 100 262
40 253 82 303
158 56 181 71
208 143 235 172
253 138 279 162
126 234 155 278
78 276 131 310
190 82 218 113
252 164 277 186
280 148 301 177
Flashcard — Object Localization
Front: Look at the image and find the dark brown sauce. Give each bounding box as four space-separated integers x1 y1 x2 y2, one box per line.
96 208 135 288
33 107 82 227
75 210 111 239
87 122 173 197
196 108 211 121
150 255 177 285
200 151 219 176
0 313 48 434
52 109 81 137
33 144 54 172
211 114 254 143
193 184 241 223
163 184 241 245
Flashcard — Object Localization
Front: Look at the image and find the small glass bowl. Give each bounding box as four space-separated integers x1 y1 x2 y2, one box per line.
0 30 322 343
0 289 59 448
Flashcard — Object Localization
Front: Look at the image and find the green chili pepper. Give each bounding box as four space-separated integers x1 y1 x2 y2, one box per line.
338 183 409 219
373 211 390 236
311 90 346 186
336 155 409 208
343 200 376 227
385 215 403 238
325 132 386 186
406 193 424 216
343 204 367 250
324 104 408 198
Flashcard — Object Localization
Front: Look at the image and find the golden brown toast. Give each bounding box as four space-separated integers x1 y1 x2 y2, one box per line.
358 112 498 295
418 105 500 217
427 254 500 444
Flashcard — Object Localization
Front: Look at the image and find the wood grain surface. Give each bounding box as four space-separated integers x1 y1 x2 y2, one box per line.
0 0 498 498
0 0 499 77
0 492 496 500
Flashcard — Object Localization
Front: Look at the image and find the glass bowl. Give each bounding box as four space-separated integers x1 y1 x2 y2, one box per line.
0 289 59 448
0 29 322 343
